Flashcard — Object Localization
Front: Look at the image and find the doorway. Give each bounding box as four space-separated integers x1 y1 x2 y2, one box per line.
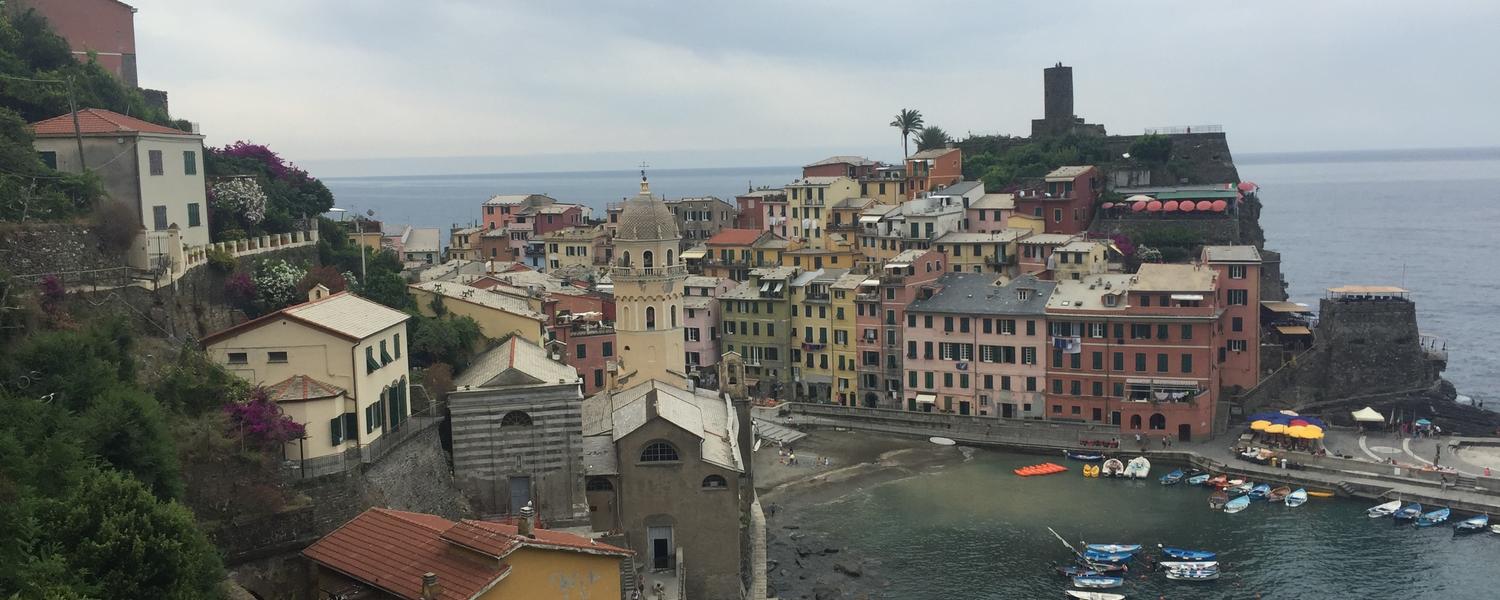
648 526 674 570
959 401 971 416
1001 403 1014 419
508 477 531 514
1178 424 1192 442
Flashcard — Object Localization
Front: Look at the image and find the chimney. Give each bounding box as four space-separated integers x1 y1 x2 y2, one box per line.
307 283 330 302
518 501 536 538
420 573 441 600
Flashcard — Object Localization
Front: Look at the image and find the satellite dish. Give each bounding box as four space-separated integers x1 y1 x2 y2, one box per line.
366 209 375 217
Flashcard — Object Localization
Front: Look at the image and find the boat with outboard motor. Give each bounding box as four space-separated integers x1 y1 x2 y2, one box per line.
1455 514 1489 534
1285 488 1308 507
1159 560 1218 571
1101 458 1125 477
1367 500 1402 518
1392 503 1423 522
1123 456 1151 479
1082 549 1134 564
1415 507 1450 528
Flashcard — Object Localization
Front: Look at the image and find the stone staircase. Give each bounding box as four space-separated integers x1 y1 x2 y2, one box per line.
1335 481 1359 497
620 553 638 599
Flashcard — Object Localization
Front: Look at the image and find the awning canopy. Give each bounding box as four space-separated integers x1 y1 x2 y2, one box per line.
680 249 707 259
1261 300 1312 313
860 279 880 287
1170 293 1205 301
1275 325 1313 336
1351 406 1385 423
915 393 937 404
858 215 882 224
885 263 910 269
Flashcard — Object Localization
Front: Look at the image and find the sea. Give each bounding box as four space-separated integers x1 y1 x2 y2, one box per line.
323 149 1499 398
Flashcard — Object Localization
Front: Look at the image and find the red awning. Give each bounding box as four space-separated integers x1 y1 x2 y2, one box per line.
1196 200 1213 211
1211 200 1228 212
1163 200 1180 212
1101 202 1115 209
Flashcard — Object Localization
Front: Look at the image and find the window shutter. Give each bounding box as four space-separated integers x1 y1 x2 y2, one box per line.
330 417 343 446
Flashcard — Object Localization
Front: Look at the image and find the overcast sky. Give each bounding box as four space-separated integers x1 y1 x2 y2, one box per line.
132 1 1500 176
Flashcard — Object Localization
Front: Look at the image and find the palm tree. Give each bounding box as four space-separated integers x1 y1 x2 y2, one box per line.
915 126 950 152
890 109 924 159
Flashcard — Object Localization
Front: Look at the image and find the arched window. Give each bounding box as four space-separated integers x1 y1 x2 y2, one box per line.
667 249 674 266
646 306 657 330
702 475 728 489
670 305 678 328
1129 414 1142 429
1149 413 1167 430
640 441 679 462
621 251 631 267
586 477 614 492
500 411 533 427
643 250 655 268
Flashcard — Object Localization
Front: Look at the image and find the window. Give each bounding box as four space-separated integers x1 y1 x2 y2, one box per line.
1181 353 1194 373
1052 379 1063 393
960 318 970 333
183 150 197 175
1157 324 1169 340
1091 352 1102 370
1228 289 1249 305
152 205 168 230
702 475 728 489
907 341 917 359
1088 323 1106 338
1134 353 1146 372
999 319 1016 335
925 372 935 388
500 411 533 427
646 306 656 330
38 150 58 169
908 371 918 388
1070 380 1081 396
640 441 680 462
1113 352 1124 371
330 415 345 446
1229 264 1247 279
148 150 163 175
959 374 969 389
187 203 201 227
1157 353 1169 373
227 352 248 364
576 343 588 359
1071 404 1081 414
1181 324 1193 340
380 340 393 365
603 341 613 357
1092 381 1104 396
586 477 613 491
1229 339 1249 352
943 373 953 388
1131 324 1151 339
267 351 288 363
1052 403 1063 414
1021 347 1036 365
1026 320 1036 336
1232 316 1244 332
366 347 379 373
594 369 604 388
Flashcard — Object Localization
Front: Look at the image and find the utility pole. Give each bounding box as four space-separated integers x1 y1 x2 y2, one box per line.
66 76 86 171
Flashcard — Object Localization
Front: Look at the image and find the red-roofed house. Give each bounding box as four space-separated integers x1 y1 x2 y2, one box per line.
30 108 208 268
700 229 785 281
303 508 628 600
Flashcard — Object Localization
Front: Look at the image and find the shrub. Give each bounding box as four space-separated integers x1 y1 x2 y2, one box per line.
205 247 236 273
224 271 256 311
252 259 306 312
1129 134 1173 164
90 201 139 254
209 177 268 224
223 387 305 450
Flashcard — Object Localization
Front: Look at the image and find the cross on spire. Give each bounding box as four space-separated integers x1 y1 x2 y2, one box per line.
638 161 651 195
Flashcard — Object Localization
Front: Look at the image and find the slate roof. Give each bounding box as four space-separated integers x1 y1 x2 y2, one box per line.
929 181 983 196
403 228 441 253
30 108 195 137
908 273 1055 316
265 375 345 402
409 281 546 321
616 192 680 241
454 337 578 389
582 380 742 472
970 193 1016 210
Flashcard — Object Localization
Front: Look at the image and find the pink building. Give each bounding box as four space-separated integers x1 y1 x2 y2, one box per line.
802 155 879 179
903 274 1053 417
544 290 615 396
853 249 944 409
12 0 138 86
1014 166 1099 235
1203 246 1263 393
481 194 554 232
965 193 1016 234
683 275 737 376
529 204 585 236
735 188 783 231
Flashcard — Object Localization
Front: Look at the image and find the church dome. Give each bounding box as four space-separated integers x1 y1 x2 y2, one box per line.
616 182 679 241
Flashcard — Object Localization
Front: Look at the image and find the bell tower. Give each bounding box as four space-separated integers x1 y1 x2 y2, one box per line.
610 171 688 387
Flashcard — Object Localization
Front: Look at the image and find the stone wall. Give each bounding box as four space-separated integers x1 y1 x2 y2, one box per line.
0 223 125 276
1088 216 1242 250
1317 297 1434 394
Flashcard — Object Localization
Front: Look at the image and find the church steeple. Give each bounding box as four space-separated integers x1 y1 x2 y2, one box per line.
610 171 687 388
639 162 651 196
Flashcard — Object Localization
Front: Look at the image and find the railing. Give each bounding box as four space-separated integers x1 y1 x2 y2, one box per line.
282 400 442 480
856 292 880 302
182 228 320 272
1143 124 1223 135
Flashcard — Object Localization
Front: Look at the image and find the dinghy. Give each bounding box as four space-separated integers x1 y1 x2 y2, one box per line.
1224 495 1252 514
1392 503 1423 522
1101 458 1125 477
1285 488 1308 507
1367 500 1402 518
1065 591 1125 600
1159 560 1219 570
1082 549 1133 563
1187 473 1211 486
1160 469 1184 485
1455 514 1489 534
1247 483 1271 499
1160 546 1217 561
1206 474 1228 488
1306 490 1336 498
1226 480 1253 494
1071 576 1124 589
1209 490 1230 510
1124 456 1151 479
1266 486 1292 502
1066 450 1105 461
1490 524 1500 534
1165 568 1220 581
1415 507 1451 528
1085 544 1142 554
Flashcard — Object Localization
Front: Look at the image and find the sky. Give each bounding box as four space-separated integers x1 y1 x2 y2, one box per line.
130 1 1500 177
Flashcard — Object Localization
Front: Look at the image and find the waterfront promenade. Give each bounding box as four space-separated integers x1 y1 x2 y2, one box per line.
763 403 1500 516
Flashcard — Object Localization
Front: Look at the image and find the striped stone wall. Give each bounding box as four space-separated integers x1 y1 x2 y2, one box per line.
448 383 587 522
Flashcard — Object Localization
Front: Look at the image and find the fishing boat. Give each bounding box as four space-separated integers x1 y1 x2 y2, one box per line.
1266 486 1292 502
1206 474 1228 488
1159 561 1219 570
1160 469 1184 485
1101 458 1125 477
1066 450 1105 461
1160 546 1217 561
1209 490 1230 510
1071 576 1125 589
1285 488 1308 507
1224 495 1252 514
1392 503 1423 522
1081 562 1129 575
1165 568 1220 581
1247 483 1272 500
1227 480 1253 494
1124 456 1152 479
1415 507 1451 528
1455 514 1489 534
1065 591 1126 600
1082 549 1134 563
1085 544 1142 554
1367 500 1403 518
1056 565 1106 578
1187 473 1210 486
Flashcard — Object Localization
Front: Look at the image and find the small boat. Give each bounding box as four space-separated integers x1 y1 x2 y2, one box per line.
1165 568 1220 581
1209 490 1230 510
1206 474 1228 488
1367 500 1403 518
1160 469 1184 485
1490 524 1500 534
1080 562 1129 575
1085 544 1142 554
1056 565 1106 578
1226 480 1252 494
1187 473 1211 486
1071 576 1124 589
1124 456 1152 479
1247 483 1272 499
1082 549 1133 563
1101 458 1125 477
1159 560 1219 570
929 436 957 446
1285 488 1308 507
1224 495 1252 514
1415 507 1451 528
1160 546 1217 561
1266 486 1292 502
1015 462 1068 477
1306 490 1336 498
1392 503 1424 522
1065 591 1126 600
1066 450 1105 461
1455 514 1489 534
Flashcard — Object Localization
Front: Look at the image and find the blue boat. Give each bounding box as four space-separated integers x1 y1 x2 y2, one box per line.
1455 514 1489 534
1224 495 1251 514
1392 503 1423 522
1071 575 1125 589
1082 549 1133 563
1160 546 1217 561
1247 483 1272 500
1187 473 1211 486
1415 507 1451 528
1160 469 1184 485
1085 544 1142 554
1066 450 1106 461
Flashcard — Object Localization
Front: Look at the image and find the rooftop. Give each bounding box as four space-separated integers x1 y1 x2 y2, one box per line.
1132 263 1217 292
582 379 742 472
1057 240 1107 253
738 188 787 199
970 193 1016 210
1046 274 1136 311
403 228 441 253
750 266 797 280
1202 245 1262 263
910 147 958 160
909 273 1055 315
1018 233 1078 246
888 249 928 265
265 375 345 402
789 176 847 187
30 108 196 137
805 155 877 168
684 275 727 289
454 337 578 390
409 281 546 321
203 292 410 346
483 193 552 206
831 271 868 290
705 228 765 246
929 181 983 196
1045 165 1094 181
1328 285 1408 294
832 197 876 210
534 204 582 214
934 230 1029 244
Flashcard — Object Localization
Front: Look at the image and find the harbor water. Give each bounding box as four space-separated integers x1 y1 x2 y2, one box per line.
801 447 1500 599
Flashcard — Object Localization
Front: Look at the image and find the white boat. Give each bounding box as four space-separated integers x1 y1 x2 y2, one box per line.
929 436 956 446
1367 500 1403 518
1491 524 1500 534
1101 458 1125 477
1065 592 1125 600
1159 560 1219 570
1223 495 1251 514
1285 488 1308 507
1165 568 1221 581
1124 456 1152 479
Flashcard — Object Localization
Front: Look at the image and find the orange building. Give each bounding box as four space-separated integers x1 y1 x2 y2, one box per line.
905 147 962 199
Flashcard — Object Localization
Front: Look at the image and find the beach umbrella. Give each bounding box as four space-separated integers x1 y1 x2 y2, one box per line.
1285 425 1308 439
1147 200 1163 212
1126 194 1155 203
1101 202 1115 209
1132 201 1148 212
1179 201 1196 213
1195 200 1213 211
1279 410 1299 416
1415 418 1432 426
1237 181 1258 192
1211 200 1229 212
1304 429 1325 440
1304 425 1323 435
1163 200 1180 212
1265 424 1287 434
1290 418 1310 427
1250 420 1271 431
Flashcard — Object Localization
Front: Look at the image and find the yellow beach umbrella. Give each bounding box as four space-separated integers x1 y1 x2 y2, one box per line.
1285 425 1308 439
1265 423 1287 434
1250 420 1271 431
1305 428 1325 439
1304 424 1323 434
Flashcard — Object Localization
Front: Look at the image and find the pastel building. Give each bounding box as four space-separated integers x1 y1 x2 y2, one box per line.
786 176 859 249
1017 233 1079 277
828 272 866 406
789 268 848 402
682 275 736 376
1203 245 1263 392
905 147 962 199
933 230 1028 275
720 266 797 399
1014 166 1098 235
482 194 555 232
967 193 1016 234
853 249 945 409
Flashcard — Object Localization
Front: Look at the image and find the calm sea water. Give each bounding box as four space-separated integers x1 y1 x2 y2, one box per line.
806 448 1500 599
323 150 1498 396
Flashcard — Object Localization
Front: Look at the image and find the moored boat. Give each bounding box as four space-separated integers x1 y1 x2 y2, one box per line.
1247 483 1271 499
1124 456 1151 479
1159 560 1218 570
1160 469 1184 485
1367 500 1402 518
1164 568 1220 581
1224 495 1251 514
1227 480 1253 494
1455 514 1489 534
1490 524 1500 534
1392 503 1423 522
1415 507 1451 528
1285 488 1308 507
1206 474 1228 488
1101 458 1125 477
1065 591 1126 600
1085 544 1142 554
1267 486 1292 502
1071 576 1124 589
1160 546 1217 561
1082 549 1134 563
1056 565 1105 578
1187 473 1210 486
1066 450 1106 461
1306 490 1336 498
1209 490 1230 510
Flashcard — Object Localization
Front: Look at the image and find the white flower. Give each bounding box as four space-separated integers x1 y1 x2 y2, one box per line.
211 178 269 224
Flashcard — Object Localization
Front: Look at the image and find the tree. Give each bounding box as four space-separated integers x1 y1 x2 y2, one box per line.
1129 133 1173 164
75 385 185 500
409 315 483 369
889 109 924 159
915 126 950 152
360 271 413 311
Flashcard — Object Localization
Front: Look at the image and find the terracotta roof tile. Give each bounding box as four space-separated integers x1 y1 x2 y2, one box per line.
705 228 764 246
302 509 507 600
264 375 345 402
447 520 631 558
30 108 195 137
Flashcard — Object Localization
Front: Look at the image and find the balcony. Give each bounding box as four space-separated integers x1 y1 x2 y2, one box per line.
524 247 546 257
613 265 689 279
827 222 858 232
856 291 880 302
803 292 830 303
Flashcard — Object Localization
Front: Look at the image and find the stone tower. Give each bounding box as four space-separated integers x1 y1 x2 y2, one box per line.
610 172 688 388
1043 62 1074 122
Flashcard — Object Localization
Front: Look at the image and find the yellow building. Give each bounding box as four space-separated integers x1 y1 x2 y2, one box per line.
854 203 903 272
447 226 483 261
202 288 411 468
609 176 690 388
785 175 859 249
827 196 874 250
789 269 847 402
829 272 865 406
304 507 630 600
780 244 863 272
857 166 907 205
408 280 547 345
1052 239 1115 281
702 228 787 281
542 225 604 271
933 230 1030 275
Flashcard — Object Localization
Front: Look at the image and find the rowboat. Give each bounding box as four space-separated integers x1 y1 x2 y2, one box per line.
1160 546 1217 561
1066 450 1105 461
1165 568 1220 581
1187 473 1210 485
1224 494 1252 514
1085 544 1141 554
1206 474 1228 487
1367 500 1403 518
1285 488 1308 507
1209 490 1230 510
1071 576 1124 589
1306 490 1336 498
1160 469 1184 485
1266 486 1292 502
1227 480 1253 494
1080 562 1129 575
1082 549 1133 563
1247 483 1272 500
1101 458 1125 477
1415 507 1451 528
1124 456 1152 479
1490 524 1500 534
1392 503 1423 522
1455 514 1489 534
1159 560 1218 570
1065 591 1126 600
